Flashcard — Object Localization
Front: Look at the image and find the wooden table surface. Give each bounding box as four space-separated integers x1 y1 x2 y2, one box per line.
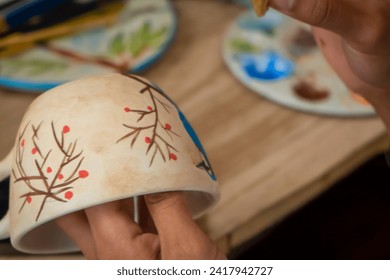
0 0 389 259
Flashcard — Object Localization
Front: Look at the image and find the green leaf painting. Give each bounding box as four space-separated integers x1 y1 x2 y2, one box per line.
110 33 126 55
109 21 167 58
230 38 260 53
1 59 67 76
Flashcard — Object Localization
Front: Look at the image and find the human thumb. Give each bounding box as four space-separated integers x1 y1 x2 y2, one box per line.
144 192 225 259
144 192 197 239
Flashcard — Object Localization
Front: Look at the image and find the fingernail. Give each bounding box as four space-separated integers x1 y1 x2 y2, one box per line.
271 0 296 11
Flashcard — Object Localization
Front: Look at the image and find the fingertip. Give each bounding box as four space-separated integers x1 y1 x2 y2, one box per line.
145 191 184 210
145 191 195 235
145 191 193 222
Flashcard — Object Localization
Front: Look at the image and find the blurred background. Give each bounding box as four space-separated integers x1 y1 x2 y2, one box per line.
230 153 390 260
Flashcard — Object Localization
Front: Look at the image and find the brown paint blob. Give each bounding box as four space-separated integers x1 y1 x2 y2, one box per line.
293 80 329 101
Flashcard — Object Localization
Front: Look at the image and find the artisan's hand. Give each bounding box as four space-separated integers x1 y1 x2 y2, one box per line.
269 0 390 99
55 192 226 260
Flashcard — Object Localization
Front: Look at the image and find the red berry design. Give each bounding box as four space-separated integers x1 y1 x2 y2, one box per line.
124 107 131 112
147 106 153 111
78 170 89 179
170 153 177 161
15 122 90 222
165 123 171 130
145 137 151 144
62 125 70 134
64 191 73 200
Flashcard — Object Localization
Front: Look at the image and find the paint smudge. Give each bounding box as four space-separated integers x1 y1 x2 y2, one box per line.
293 80 329 101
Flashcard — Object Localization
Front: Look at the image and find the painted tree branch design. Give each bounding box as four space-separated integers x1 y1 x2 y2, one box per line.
117 75 180 167
12 122 89 221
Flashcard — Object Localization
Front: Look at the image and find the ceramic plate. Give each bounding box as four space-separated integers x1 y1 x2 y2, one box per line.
223 10 375 117
0 0 176 92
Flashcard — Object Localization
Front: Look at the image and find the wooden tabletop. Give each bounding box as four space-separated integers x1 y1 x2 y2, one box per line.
0 0 389 259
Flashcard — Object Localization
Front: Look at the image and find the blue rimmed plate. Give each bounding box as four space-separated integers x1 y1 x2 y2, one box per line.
0 0 176 93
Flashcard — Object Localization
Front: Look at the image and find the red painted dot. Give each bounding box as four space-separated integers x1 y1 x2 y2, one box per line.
124 107 131 112
58 174 64 180
165 123 171 130
144 137 151 144
78 170 89 179
62 125 70 134
21 139 25 147
31 147 37 155
27 196 32 203
64 191 73 200
46 167 52 173
147 106 153 111
170 153 177 161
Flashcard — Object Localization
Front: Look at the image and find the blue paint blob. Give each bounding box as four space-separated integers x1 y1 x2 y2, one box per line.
238 50 294 81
